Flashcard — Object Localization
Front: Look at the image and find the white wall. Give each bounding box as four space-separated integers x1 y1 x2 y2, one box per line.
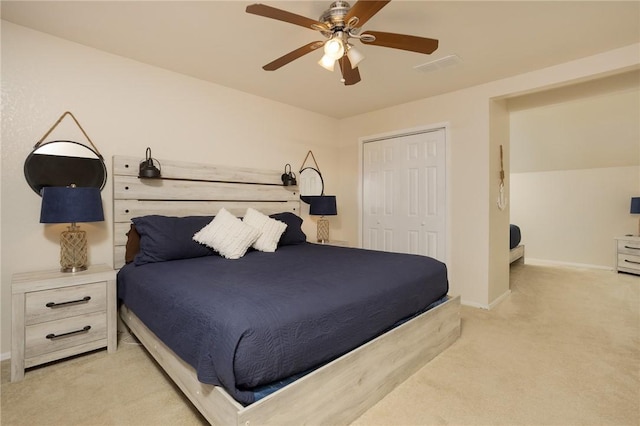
0 22 339 356
511 167 638 267
2 19 639 356
488 99 511 304
337 44 640 309
509 74 640 268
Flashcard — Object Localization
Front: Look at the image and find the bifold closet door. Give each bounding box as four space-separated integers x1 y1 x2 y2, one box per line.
362 128 446 261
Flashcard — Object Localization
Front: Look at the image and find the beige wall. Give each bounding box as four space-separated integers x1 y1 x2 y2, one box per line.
508 74 640 267
511 167 639 267
337 44 640 309
488 99 510 305
0 22 339 356
2 19 639 356
337 88 492 307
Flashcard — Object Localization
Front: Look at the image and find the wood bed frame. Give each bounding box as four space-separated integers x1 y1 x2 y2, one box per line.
510 245 525 264
112 155 461 425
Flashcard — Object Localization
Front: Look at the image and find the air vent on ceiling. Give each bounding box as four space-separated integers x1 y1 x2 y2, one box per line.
414 54 462 73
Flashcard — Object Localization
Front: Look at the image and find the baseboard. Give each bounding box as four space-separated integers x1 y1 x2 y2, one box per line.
461 289 512 311
489 289 511 309
460 299 489 310
1 351 10 361
526 258 613 271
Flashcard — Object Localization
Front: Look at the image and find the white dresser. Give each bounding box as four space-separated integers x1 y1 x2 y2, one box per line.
615 236 640 276
11 264 117 381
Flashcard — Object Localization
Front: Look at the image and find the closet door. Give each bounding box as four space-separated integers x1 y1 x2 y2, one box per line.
362 128 446 261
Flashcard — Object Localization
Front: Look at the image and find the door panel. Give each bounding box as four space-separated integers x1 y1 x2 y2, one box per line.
363 128 446 261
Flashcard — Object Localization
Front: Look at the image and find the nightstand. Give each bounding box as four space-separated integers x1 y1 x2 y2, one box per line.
11 264 117 382
314 240 350 247
615 236 640 276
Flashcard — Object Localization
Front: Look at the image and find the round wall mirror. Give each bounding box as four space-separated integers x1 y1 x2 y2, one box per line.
24 140 107 196
299 167 324 197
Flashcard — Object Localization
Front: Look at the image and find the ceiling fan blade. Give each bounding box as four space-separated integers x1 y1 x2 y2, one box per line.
344 0 391 28
338 56 361 86
360 31 439 55
246 4 326 31
263 41 324 71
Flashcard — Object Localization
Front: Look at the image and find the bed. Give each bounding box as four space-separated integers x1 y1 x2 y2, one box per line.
510 224 525 263
112 155 460 425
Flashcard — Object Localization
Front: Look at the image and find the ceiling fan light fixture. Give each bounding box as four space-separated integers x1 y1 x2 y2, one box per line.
323 34 345 60
346 45 365 68
247 1 440 86
318 54 336 71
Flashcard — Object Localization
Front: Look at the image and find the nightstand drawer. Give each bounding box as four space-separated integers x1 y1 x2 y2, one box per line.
25 282 106 325
25 311 107 359
618 241 640 256
618 253 640 272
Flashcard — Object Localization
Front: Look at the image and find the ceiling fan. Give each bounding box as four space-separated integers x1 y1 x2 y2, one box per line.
246 0 439 86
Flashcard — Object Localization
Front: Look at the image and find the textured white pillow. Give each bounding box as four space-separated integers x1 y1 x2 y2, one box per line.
193 208 260 259
243 208 287 252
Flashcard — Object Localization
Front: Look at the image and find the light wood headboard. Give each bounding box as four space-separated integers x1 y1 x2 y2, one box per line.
112 155 300 269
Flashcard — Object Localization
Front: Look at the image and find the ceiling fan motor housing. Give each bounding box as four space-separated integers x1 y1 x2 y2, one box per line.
320 1 351 29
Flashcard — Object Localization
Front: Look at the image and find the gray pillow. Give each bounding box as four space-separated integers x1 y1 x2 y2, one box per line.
270 212 306 246
132 215 215 265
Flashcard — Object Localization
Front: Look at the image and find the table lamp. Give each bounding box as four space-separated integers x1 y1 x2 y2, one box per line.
309 195 337 243
631 197 640 236
40 185 104 272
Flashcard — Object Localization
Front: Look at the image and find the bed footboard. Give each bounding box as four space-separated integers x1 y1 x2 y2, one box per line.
120 295 460 425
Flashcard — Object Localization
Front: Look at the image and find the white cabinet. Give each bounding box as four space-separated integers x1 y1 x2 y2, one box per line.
11 264 117 381
615 236 640 276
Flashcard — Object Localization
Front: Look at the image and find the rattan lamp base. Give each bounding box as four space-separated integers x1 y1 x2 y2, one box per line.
60 225 88 272
317 217 330 243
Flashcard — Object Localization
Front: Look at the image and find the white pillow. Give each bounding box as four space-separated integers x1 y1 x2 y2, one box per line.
193 208 260 259
243 208 287 252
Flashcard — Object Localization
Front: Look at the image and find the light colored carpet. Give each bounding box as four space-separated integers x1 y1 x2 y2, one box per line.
2 263 638 425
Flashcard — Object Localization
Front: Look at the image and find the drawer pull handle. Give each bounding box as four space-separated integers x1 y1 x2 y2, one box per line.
46 326 91 341
624 259 640 265
624 245 640 250
46 296 91 309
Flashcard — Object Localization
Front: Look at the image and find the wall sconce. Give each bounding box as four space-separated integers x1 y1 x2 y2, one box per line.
281 164 297 186
631 197 640 235
40 185 104 272
139 147 161 178
309 195 337 243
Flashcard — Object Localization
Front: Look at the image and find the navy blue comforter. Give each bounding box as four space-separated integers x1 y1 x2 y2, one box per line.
117 243 448 405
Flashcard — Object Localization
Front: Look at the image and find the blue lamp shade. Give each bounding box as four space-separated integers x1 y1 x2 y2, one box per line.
631 197 640 214
40 186 104 224
309 195 337 216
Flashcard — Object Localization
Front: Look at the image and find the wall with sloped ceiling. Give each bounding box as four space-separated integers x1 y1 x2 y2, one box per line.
508 72 640 268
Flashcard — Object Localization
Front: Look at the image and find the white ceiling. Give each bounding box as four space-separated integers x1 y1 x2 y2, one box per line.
2 1 639 118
